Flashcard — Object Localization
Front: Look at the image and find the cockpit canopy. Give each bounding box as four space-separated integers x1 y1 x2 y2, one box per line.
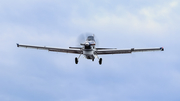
87 36 95 41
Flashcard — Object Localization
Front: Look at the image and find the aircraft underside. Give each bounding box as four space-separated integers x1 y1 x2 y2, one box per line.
75 54 102 65
75 49 103 65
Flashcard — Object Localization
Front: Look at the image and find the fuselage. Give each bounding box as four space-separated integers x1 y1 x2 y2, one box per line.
82 36 96 60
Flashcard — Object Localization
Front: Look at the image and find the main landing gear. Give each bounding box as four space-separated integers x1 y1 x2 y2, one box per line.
99 58 102 65
75 54 102 65
75 54 82 64
96 55 102 65
75 57 78 64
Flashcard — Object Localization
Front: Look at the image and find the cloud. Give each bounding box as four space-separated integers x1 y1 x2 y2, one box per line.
0 0 180 101
70 0 179 36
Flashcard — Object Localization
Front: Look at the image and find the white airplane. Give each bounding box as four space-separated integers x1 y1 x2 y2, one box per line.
17 35 164 65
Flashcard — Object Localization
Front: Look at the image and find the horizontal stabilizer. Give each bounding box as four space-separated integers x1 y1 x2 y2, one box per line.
69 47 82 49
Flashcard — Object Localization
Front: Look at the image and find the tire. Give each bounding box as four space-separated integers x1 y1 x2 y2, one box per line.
75 57 78 64
99 58 102 65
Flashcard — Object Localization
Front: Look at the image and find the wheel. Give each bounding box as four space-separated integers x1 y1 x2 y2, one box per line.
75 57 78 64
99 58 102 65
92 58 94 61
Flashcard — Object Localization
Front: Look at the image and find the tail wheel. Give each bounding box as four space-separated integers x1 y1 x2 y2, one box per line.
75 57 78 64
99 58 102 65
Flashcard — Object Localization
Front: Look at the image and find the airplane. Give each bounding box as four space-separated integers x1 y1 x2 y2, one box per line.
17 35 164 65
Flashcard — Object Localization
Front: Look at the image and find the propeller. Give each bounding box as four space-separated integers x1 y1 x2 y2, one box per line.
77 33 99 46
77 33 86 45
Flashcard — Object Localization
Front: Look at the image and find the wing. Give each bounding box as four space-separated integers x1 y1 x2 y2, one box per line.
94 47 164 55
17 44 82 54
96 48 117 50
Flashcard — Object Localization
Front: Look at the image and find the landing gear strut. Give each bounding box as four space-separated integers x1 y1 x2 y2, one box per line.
99 58 102 65
75 54 82 64
96 55 102 65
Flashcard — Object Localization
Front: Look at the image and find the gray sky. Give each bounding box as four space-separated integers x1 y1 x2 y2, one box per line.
0 0 180 101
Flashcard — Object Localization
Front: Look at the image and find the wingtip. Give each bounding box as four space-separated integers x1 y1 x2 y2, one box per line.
160 47 164 51
17 43 19 47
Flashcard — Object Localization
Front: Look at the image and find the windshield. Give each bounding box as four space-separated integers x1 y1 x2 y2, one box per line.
87 36 95 41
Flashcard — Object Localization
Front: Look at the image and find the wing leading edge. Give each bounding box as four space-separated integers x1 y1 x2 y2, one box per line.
94 47 164 55
17 44 164 55
17 44 82 54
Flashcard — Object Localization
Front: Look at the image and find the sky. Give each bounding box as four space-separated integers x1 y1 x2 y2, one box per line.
0 0 180 101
